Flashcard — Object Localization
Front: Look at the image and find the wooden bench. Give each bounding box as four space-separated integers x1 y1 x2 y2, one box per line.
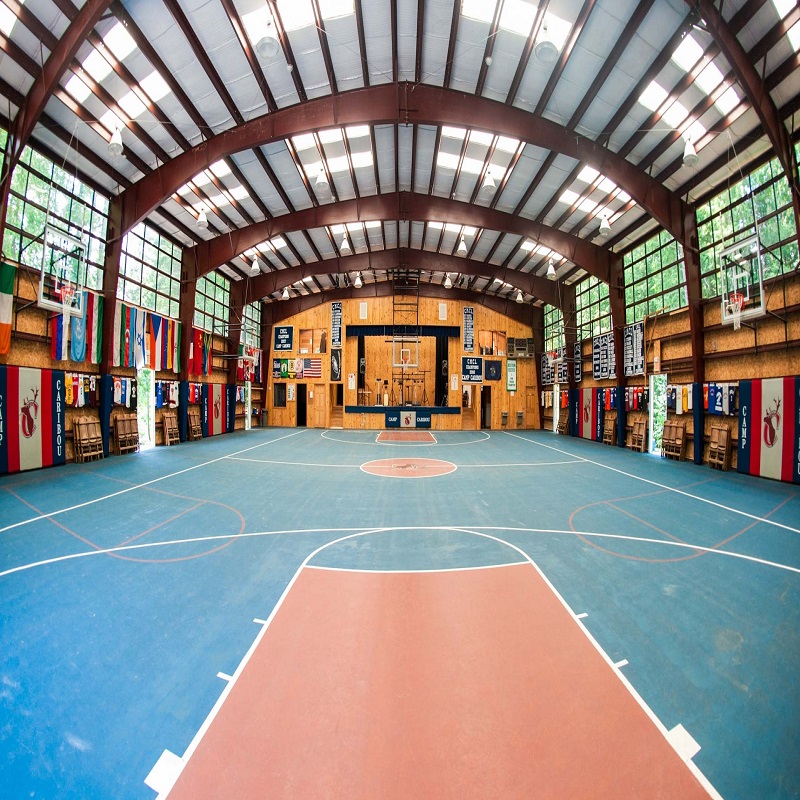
162 410 179 446
114 413 140 455
603 417 616 446
662 420 686 461
188 408 203 441
73 417 104 463
628 419 647 452
708 424 732 471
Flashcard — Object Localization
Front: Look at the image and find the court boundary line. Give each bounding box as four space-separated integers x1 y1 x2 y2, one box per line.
0 429 308 535
320 430 491 446
155 526 722 800
5 523 799 581
503 430 800 535
305 561 528 574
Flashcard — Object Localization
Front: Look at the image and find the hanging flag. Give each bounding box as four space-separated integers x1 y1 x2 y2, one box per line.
86 292 103 364
150 314 163 371
303 358 322 378
201 383 228 436
203 332 213 375
70 290 88 363
134 307 147 369
172 320 181 373
0 366 67 475
113 300 122 366
0 261 15 355
50 312 70 361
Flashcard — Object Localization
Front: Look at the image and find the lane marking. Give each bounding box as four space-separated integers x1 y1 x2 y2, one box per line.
0 430 307 535
145 749 183 796
253 618 267 625
320 430 491 446
576 612 589 619
216 672 232 682
614 659 629 669
668 723 702 760
4 524 800 580
306 562 528 574
503 431 800 534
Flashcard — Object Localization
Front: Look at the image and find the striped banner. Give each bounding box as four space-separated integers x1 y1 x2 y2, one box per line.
201 384 235 437
575 387 603 441
738 377 800 484
0 366 66 475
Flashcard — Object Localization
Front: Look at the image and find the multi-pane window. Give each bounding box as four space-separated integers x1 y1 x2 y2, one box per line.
194 271 230 335
0 128 6 181
696 155 798 299
574 276 611 341
623 230 687 323
543 305 564 351
242 302 261 348
2 144 109 289
119 222 181 318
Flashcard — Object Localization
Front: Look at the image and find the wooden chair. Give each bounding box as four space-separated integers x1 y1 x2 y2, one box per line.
114 414 140 455
162 411 179 446
661 420 686 461
603 417 616 446
188 408 203 441
73 417 104 463
708 424 732 471
628 420 647 452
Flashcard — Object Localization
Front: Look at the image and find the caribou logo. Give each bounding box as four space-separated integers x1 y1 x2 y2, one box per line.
20 387 39 439
763 398 781 448
213 396 221 420
583 399 590 423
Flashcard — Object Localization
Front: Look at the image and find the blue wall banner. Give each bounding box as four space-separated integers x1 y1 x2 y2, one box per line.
273 326 294 351
385 411 401 428
462 356 483 383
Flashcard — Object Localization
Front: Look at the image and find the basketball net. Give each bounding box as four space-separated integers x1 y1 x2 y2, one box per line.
60 283 76 322
546 351 557 369
728 291 745 331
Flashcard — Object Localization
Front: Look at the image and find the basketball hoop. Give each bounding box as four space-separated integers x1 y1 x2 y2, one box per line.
60 283 76 319
546 351 556 369
728 291 745 331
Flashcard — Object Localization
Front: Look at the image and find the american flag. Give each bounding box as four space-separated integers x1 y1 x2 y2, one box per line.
303 358 322 378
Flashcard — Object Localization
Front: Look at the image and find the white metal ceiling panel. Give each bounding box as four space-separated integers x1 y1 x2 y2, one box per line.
448 18 489 96
325 14 364 94
395 0 417 83
287 27 331 99
420 0 453 87
373 125 397 193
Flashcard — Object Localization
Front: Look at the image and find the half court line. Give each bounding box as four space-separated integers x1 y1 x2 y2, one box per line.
0 429 308 535
503 431 800 535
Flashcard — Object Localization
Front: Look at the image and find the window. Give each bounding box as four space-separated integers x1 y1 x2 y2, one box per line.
477 330 507 356
574 276 611 341
119 221 181 318
696 155 798 299
299 327 327 354
543 305 564 352
194 271 230 335
623 230 687 323
242 302 261 348
274 382 287 408
3 144 109 289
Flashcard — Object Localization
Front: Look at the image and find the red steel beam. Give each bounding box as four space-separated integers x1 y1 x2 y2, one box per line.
183 192 614 284
116 83 693 246
245 247 562 308
689 0 800 230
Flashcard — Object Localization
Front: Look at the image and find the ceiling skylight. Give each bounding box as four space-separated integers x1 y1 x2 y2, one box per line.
577 166 599 184
0 2 17 37
662 100 689 128
319 0 355 20
210 160 232 177
428 222 478 236
442 126 467 140
772 0 795 19
695 62 724 95
65 75 92 103
715 85 740 115
292 133 316 151
639 81 668 112
140 72 170 102
82 49 113 82
559 189 580 205
99 110 124 133
102 21 137 61
672 35 703 72
276 0 315 31
788 20 800 52
119 91 146 119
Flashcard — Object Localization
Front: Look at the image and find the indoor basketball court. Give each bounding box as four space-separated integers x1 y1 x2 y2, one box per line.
2 427 798 798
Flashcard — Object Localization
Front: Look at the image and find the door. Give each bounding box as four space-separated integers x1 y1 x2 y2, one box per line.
481 386 492 429
313 383 326 427
136 368 155 449
649 373 668 454
296 383 307 427
525 387 537 430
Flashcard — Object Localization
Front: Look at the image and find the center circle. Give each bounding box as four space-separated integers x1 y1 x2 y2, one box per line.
361 457 457 478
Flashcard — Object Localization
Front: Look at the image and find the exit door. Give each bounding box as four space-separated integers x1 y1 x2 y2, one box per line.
296 383 307 427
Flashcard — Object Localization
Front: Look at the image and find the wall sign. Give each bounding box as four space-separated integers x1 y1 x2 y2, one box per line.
623 321 645 376
592 332 616 379
462 356 483 383
331 302 342 349
274 326 294 352
506 359 517 391
463 307 474 353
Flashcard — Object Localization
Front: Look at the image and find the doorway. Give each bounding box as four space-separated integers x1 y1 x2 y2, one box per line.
552 383 560 432
649 373 667 455
296 383 308 427
480 386 492 429
136 368 155 450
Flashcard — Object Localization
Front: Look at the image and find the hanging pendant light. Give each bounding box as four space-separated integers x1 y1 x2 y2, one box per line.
282 286 290 300
341 234 351 254
683 136 699 168
255 18 281 61
480 171 496 197
108 127 123 158
250 256 260 276
515 289 524 304
535 21 559 65
197 208 208 230
444 274 452 289
354 272 362 288
546 258 557 280
457 234 467 255
598 212 611 238
315 166 329 191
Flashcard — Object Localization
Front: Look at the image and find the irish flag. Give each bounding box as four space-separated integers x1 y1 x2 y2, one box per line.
0 366 67 475
738 377 800 484
0 261 15 355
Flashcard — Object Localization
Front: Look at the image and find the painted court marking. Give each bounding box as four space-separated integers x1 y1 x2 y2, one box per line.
0 429 307 535
503 431 800 535
360 457 457 478
376 430 437 443
320 429 491 446
152 526 722 799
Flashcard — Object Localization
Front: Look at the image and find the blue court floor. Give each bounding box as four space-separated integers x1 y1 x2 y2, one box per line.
1 427 799 799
